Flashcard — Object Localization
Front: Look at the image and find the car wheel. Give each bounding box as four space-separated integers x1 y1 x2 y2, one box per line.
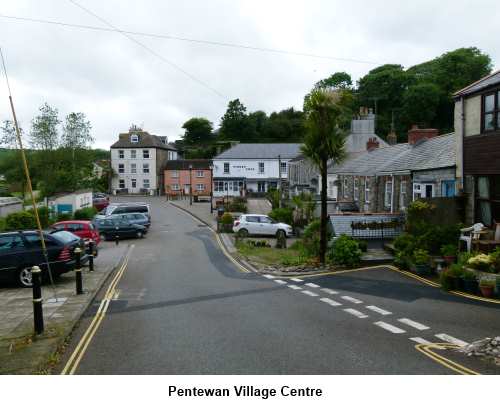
136 231 143 239
238 228 249 237
18 267 33 288
276 229 286 239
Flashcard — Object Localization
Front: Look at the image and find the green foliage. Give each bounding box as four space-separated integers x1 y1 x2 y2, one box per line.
301 220 322 257
0 217 6 231
56 213 72 222
181 118 214 145
479 277 495 287
402 82 441 128
357 239 368 252
30 103 61 151
4 211 37 231
457 251 477 267
291 192 316 227
266 188 280 209
220 212 234 225
269 207 293 225
73 207 98 220
413 249 430 265
448 263 464 278
227 198 247 213
28 206 51 228
327 235 362 267
440 244 457 257
439 271 453 291
246 240 271 248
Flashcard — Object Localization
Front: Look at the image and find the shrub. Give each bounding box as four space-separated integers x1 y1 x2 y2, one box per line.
56 213 72 222
439 271 453 291
489 248 500 273
0 217 6 231
27 206 51 228
413 249 430 265
246 240 271 248
266 188 280 209
467 254 494 272
74 207 98 220
269 207 293 225
302 220 321 257
448 263 465 278
440 244 457 257
220 212 234 225
5 211 37 230
327 235 362 267
357 239 368 252
393 233 417 259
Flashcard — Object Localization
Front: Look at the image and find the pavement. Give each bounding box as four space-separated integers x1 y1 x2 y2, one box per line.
169 198 217 230
0 241 128 374
52 197 499 374
247 198 272 214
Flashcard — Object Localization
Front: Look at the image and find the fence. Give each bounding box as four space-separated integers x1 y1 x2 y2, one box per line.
350 218 404 239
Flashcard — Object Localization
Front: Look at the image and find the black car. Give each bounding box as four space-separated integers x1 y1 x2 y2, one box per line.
94 218 147 241
0 230 88 287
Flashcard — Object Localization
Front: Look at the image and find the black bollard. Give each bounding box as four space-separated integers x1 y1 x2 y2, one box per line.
88 241 94 272
115 234 119 245
32 266 44 335
75 247 83 295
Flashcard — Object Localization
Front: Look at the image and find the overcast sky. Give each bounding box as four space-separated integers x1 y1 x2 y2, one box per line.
1 0 499 149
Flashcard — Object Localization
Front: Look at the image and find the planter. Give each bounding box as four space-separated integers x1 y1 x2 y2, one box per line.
443 255 456 265
462 278 478 294
449 276 461 291
414 264 431 276
479 285 495 298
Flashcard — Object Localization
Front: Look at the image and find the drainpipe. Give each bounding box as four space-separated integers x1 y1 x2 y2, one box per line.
390 174 395 214
460 96 466 192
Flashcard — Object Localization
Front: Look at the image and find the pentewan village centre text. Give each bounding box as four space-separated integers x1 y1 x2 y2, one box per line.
168 385 323 399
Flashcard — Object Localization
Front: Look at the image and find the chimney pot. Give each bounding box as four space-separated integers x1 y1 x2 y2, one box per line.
366 137 380 151
408 126 438 145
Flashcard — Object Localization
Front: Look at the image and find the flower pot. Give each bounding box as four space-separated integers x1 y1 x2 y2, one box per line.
414 264 430 276
462 278 478 294
479 285 494 298
449 276 461 291
443 255 456 265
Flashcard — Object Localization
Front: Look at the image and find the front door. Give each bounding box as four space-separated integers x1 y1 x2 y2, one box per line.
257 182 266 193
184 184 190 195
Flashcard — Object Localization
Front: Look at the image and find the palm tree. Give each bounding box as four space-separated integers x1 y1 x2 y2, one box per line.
302 89 350 264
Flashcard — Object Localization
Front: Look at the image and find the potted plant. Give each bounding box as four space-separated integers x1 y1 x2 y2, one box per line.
467 254 493 273
479 277 495 298
461 270 478 294
447 264 465 291
413 249 430 276
440 244 457 265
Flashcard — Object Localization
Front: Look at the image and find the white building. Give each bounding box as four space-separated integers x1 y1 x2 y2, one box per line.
110 128 178 195
212 143 302 197
48 189 93 215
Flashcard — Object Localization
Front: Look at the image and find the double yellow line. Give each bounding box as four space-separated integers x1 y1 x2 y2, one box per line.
61 245 134 375
415 343 480 375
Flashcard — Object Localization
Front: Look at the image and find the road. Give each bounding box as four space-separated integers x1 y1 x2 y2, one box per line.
57 197 499 374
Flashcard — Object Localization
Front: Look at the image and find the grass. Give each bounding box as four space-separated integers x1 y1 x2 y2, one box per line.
235 239 311 266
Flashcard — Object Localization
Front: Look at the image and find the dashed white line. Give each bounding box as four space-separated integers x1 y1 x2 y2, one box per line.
374 321 406 334
409 337 432 345
301 290 319 297
263 274 276 279
290 278 304 283
305 282 320 288
288 285 302 290
319 297 342 307
365 305 392 315
398 318 430 331
321 288 338 295
435 333 469 347
343 308 369 319
341 295 363 304
274 279 287 285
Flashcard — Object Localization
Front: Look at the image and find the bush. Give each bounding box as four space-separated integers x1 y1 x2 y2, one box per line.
74 207 98 220
440 244 457 257
327 235 362 267
357 239 368 252
439 271 453 291
227 201 247 213
413 249 430 265
56 213 72 222
220 213 234 225
269 207 293 225
27 206 51 228
302 220 321 257
4 211 37 231
246 240 271 248
0 217 6 231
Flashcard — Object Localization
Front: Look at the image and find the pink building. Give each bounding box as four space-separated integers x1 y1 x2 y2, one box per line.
165 159 212 199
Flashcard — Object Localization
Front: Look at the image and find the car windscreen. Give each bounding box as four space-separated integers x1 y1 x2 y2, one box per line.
51 231 80 244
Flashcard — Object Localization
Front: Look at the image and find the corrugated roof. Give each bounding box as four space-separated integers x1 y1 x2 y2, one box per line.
214 143 302 159
453 70 500 97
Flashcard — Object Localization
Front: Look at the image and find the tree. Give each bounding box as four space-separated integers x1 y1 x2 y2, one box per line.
0 120 22 148
401 83 442 128
30 103 60 150
219 99 254 141
314 72 353 91
302 89 351 264
61 112 93 150
181 117 214 145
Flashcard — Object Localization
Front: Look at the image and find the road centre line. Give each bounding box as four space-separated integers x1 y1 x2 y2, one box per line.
341 295 363 304
409 337 432 345
305 282 320 288
274 279 287 285
301 290 319 297
365 305 392 315
290 278 304 282
321 288 338 295
398 318 430 331
263 274 276 279
319 297 342 306
374 321 406 334
288 285 302 290
343 308 369 318
435 333 469 347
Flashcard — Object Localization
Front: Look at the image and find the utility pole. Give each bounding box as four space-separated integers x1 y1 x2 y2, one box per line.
278 154 282 208
189 164 193 206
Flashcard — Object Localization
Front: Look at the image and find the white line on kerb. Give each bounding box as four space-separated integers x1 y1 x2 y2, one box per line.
319 297 342 307
263 274 276 279
374 321 406 334
365 305 392 315
274 279 287 285
343 308 369 318
435 333 469 347
398 318 430 331
301 290 319 297
305 282 320 288
409 337 432 345
321 288 338 295
288 285 302 290
341 295 363 304
290 278 304 283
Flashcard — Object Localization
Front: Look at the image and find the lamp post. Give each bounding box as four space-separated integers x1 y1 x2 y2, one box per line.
209 164 214 214
278 154 282 208
189 164 193 206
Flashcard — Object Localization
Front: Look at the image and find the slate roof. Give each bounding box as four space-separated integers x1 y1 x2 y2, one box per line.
329 133 456 176
453 70 500 98
165 159 211 170
214 143 302 160
111 131 177 150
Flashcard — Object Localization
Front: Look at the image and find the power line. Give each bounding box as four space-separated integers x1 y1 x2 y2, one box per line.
67 0 226 100
0 13 380 65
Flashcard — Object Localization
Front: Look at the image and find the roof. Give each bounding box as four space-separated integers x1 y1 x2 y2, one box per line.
111 131 177 150
48 189 93 200
0 197 22 206
453 70 500 98
329 133 456 176
165 159 212 170
214 143 302 160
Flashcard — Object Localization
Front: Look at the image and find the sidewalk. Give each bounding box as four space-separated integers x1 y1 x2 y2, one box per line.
169 199 217 230
0 242 128 374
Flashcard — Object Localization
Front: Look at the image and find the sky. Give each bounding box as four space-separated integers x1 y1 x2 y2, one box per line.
0 0 499 149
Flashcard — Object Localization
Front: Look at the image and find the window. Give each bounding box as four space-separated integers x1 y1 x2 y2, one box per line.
118 163 125 174
343 178 348 198
0 235 24 251
328 181 335 197
476 176 500 227
143 149 150 159
196 184 205 191
442 180 456 197
353 178 359 201
131 179 137 188
280 162 287 174
170 170 179 178
384 181 393 208
131 163 137 174
172 184 180 191
25 234 57 247
119 179 125 189
214 181 224 192
259 216 273 224
67 223 84 232
258 162 265 174
130 134 139 143
143 163 150 174
364 177 370 203
130 150 137 159
224 162 230 174
413 183 435 200
196 170 204 178
118 150 124 159
143 179 150 189
399 180 407 210
482 91 500 132
246 216 259 223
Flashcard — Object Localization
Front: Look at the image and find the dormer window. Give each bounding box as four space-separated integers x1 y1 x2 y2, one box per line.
131 134 139 143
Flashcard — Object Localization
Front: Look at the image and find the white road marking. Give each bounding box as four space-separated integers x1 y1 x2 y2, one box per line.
321 288 338 295
288 285 302 290
374 321 406 334
319 297 342 306
398 318 430 331
365 305 392 315
305 282 320 288
341 295 363 304
290 278 304 283
274 280 287 285
263 274 276 279
409 337 432 345
301 290 319 297
343 308 369 318
435 333 469 347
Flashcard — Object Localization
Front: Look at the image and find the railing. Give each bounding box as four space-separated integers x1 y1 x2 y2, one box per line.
350 218 404 239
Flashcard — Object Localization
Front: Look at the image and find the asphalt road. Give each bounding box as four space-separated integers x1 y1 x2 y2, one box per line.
57 197 499 374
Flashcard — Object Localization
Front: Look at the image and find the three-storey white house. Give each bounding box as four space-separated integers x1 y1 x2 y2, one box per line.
110 128 178 195
212 143 302 197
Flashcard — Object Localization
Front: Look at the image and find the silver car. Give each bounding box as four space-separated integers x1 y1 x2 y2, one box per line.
107 213 151 228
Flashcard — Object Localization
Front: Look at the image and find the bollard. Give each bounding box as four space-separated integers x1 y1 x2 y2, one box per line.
88 241 95 272
31 266 44 335
75 247 83 295
115 234 119 245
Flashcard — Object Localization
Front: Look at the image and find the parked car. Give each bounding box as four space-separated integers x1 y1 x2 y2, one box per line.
0 230 88 287
94 218 147 240
107 213 150 228
50 220 100 256
93 196 109 211
95 203 151 220
232 214 293 238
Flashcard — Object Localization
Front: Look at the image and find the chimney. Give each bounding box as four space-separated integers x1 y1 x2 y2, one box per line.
387 130 397 146
366 137 380 151
407 125 439 145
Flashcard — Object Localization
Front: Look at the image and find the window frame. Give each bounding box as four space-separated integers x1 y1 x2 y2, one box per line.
119 179 125 189
343 178 349 199
399 180 407 210
118 150 124 159
475 175 500 227
258 162 265 174
130 150 137 159
384 180 393 208
118 163 125 174
223 162 230 174
280 161 287 174
130 163 137 174
196 170 204 178
143 149 150 159
130 134 139 143
196 183 205 191
364 177 370 204
481 90 500 133
131 178 137 188
143 163 150 174
353 177 359 201
143 178 150 189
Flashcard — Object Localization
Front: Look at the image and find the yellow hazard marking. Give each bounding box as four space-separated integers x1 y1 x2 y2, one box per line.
415 343 480 375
